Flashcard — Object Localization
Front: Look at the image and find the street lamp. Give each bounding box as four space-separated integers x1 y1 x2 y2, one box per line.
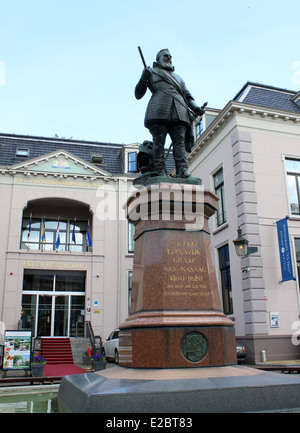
233 226 258 257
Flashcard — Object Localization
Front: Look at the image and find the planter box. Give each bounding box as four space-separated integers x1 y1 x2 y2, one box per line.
93 361 107 371
31 364 45 377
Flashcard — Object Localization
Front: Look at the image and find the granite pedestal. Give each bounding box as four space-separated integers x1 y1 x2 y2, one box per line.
57 364 300 413
119 181 236 368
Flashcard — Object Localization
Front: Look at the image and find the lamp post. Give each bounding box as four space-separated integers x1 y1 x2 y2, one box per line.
233 226 258 257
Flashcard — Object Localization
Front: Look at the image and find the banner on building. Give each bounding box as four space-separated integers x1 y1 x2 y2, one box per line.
3 330 32 370
276 217 295 282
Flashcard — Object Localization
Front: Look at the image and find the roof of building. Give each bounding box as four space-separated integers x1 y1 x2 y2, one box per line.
0 133 175 175
233 82 300 114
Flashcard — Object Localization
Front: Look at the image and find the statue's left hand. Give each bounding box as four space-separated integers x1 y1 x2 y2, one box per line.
193 106 206 116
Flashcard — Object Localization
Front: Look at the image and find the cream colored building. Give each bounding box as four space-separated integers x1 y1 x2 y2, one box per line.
0 135 141 342
189 82 300 363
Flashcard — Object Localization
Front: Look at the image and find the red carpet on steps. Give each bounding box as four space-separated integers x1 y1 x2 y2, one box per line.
42 338 74 364
43 363 86 377
42 338 86 377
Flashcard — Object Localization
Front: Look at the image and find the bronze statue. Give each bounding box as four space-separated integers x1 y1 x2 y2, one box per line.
135 48 206 178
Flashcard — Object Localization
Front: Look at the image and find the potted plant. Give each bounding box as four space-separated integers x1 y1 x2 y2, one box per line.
91 353 107 371
31 355 47 377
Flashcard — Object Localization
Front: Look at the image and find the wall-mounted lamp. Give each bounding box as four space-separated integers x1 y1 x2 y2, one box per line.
233 226 258 257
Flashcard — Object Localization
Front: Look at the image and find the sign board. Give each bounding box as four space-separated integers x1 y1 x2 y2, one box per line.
276 218 295 282
3 330 32 370
270 312 280 328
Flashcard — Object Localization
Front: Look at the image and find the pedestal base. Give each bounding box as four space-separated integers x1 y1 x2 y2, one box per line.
119 312 236 368
57 365 300 413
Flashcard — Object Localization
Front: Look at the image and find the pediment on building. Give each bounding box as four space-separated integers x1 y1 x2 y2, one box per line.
10 150 112 177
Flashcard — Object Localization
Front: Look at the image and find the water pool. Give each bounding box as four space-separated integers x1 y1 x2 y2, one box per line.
0 388 59 413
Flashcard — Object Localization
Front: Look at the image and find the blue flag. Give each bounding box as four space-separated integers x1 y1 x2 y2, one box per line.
276 217 295 282
56 217 60 250
86 219 92 248
41 217 46 243
72 217 76 244
28 212 32 239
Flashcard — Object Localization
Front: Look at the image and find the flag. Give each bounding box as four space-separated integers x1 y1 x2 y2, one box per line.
41 217 46 243
27 213 32 239
86 219 92 248
72 217 76 244
56 216 60 250
276 217 295 282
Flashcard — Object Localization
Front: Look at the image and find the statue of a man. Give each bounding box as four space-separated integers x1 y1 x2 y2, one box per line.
135 49 205 178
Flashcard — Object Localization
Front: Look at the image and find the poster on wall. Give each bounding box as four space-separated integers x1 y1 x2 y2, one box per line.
3 330 32 370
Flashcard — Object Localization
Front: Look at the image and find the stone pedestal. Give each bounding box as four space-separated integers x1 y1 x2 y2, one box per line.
119 182 236 368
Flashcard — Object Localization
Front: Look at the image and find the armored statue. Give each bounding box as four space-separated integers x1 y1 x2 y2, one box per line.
135 48 206 178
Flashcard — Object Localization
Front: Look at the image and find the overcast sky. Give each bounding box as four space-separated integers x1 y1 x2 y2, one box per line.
0 0 300 145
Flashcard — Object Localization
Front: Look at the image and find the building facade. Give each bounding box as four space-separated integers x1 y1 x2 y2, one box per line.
0 134 144 342
189 82 300 363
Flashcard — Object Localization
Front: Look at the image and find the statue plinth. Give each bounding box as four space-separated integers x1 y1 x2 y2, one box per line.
119 181 236 368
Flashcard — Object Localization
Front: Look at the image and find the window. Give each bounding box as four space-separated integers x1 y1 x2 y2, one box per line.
195 114 217 140
285 158 300 214
128 222 135 253
295 238 300 286
128 152 138 173
16 148 29 157
213 168 226 226
196 119 204 139
128 270 133 314
20 217 91 252
218 244 233 315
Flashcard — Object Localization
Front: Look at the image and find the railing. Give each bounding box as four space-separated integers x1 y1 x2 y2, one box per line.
84 321 104 354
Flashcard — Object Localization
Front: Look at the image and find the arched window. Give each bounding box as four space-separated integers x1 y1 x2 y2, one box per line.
20 198 93 252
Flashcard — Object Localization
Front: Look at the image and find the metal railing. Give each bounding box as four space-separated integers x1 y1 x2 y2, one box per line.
84 321 104 354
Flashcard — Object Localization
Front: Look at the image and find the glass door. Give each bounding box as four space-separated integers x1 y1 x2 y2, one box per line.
37 295 52 336
69 296 85 337
53 296 69 337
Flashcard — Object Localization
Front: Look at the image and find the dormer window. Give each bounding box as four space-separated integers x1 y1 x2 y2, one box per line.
128 152 138 173
91 154 104 164
291 91 300 107
16 148 30 157
120 143 140 174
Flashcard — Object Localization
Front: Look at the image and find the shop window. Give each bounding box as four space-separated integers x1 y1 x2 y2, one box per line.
20 217 92 252
218 244 233 315
213 168 227 227
285 158 300 214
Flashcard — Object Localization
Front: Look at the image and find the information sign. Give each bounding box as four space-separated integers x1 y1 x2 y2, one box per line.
3 330 32 370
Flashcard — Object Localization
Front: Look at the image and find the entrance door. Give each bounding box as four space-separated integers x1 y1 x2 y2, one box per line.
53 296 69 337
37 295 52 336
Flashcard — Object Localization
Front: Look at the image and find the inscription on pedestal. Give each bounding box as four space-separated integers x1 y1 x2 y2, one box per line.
163 239 209 298
181 332 208 363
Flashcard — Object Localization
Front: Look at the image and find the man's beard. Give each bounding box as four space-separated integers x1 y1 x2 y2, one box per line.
154 60 175 72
